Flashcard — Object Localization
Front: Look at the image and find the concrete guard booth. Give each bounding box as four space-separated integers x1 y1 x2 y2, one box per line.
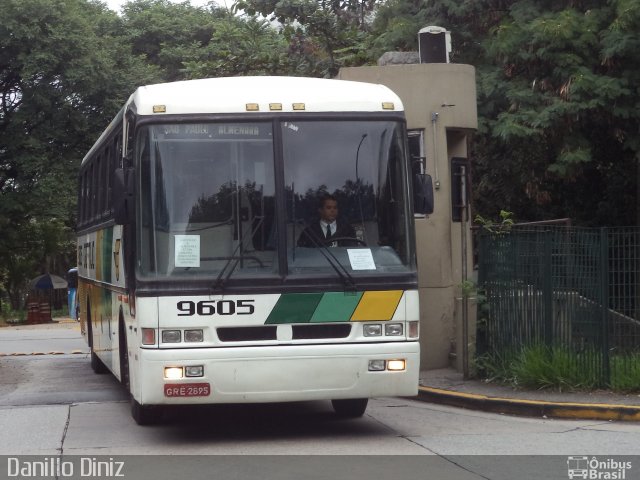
337 34 478 372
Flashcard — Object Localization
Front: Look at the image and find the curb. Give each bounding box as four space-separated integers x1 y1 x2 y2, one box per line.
418 386 640 421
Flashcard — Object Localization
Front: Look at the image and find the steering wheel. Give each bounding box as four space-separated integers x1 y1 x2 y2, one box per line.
325 237 367 247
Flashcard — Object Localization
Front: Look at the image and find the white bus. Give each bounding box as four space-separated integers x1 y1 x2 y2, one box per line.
77 76 432 425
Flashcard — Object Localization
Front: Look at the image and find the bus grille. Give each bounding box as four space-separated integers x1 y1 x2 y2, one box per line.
216 324 352 342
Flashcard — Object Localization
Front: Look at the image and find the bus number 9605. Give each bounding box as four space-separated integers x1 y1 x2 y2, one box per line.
177 300 255 316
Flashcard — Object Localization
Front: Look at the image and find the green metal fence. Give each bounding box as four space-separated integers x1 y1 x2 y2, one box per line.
477 226 640 390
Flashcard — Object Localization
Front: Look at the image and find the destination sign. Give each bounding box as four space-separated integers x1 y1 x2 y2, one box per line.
157 123 271 140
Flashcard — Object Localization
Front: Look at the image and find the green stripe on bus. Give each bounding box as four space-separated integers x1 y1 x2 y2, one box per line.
310 291 363 323
265 293 323 324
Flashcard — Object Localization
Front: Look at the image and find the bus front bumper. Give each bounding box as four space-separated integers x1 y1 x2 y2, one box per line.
134 342 419 405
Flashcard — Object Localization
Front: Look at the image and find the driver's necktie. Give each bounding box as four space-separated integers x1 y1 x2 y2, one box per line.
326 224 332 239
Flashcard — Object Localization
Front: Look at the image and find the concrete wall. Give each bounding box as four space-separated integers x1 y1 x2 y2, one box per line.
337 63 478 370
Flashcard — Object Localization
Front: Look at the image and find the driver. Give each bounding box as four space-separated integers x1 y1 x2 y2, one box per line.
297 194 359 247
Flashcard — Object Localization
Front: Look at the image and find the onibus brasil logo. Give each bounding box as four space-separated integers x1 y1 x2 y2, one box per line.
567 456 632 479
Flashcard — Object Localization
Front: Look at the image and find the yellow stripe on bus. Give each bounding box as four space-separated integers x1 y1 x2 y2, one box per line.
350 290 403 321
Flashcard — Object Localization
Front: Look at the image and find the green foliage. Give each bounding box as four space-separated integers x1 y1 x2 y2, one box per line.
372 0 640 227
480 1 639 225
121 0 226 80
234 0 378 76
475 210 515 234
121 0 322 78
610 356 640 393
0 0 158 307
510 345 599 391
179 16 293 78
476 345 640 392
2 0 640 313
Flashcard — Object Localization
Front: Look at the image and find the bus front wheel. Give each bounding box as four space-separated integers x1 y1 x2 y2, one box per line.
331 398 368 418
130 396 160 426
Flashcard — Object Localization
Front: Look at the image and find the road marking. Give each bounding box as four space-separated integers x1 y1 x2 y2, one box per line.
1 351 89 356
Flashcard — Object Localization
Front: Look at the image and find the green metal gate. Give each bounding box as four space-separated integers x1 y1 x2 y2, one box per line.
477 226 640 390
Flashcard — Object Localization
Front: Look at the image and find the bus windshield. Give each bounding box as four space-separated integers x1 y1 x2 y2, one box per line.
136 119 415 282
283 120 414 277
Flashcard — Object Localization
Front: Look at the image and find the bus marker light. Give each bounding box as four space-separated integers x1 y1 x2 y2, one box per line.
141 328 156 345
185 365 204 377
363 324 382 337
387 359 406 371
408 321 419 339
385 323 403 336
292 103 305 111
184 329 203 342
164 367 184 380
382 102 395 110
269 103 282 111
162 330 181 343
153 105 167 113
368 360 385 371
246 103 259 111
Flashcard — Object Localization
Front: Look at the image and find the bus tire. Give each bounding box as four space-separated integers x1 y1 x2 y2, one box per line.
130 396 160 426
90 350 108 374
118 315 129 389
124 328 161 425
87 304 107 374
331 398 368 418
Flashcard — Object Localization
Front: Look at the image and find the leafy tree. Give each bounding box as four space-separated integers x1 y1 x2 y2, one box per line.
121 0 309 78
0 0 158 305
372 0 639 226
180 15 295 78
479 0 638 225
234 0 377 76
121 0 225 80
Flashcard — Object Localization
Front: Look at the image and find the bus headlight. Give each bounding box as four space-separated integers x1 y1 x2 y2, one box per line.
184 329 204 342
363 324 382 337
387 359 406 371
162 330 181 343
384 323 403 336
164 367 183 380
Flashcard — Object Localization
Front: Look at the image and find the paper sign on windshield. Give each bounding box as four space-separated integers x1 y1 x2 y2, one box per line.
175 235 200 268
347 249 376 270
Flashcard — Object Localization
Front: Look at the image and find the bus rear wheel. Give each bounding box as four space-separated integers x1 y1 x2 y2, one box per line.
87 305 107 374
90 350 108 374
331 398 368 418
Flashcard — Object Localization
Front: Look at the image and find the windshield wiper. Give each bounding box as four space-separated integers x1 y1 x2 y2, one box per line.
296 220 357 291
210 216 265 293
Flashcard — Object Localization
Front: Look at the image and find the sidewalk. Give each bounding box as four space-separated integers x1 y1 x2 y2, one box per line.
418 368 640 421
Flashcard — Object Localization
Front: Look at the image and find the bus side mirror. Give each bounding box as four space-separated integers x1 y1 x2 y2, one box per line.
113 168 134 224
414 173 434 215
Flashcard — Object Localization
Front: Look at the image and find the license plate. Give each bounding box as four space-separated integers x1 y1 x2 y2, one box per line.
164 383 211 397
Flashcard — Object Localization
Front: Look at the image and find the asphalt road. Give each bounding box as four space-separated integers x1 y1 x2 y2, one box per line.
0 322 87 355
1 323 639 480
